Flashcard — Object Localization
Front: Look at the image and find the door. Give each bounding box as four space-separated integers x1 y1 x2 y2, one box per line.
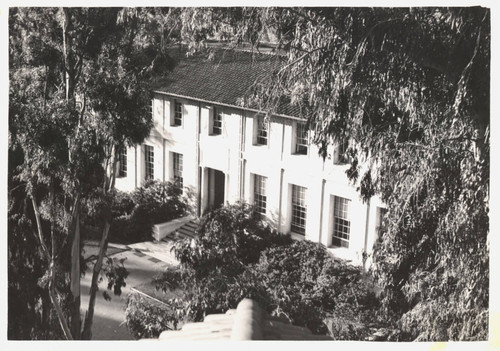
212 169 225 209
208 168 225 210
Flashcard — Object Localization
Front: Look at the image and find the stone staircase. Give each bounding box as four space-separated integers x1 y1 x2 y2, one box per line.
161 219 198 243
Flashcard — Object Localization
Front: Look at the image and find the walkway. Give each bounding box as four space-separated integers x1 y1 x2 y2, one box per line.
80 241 170 340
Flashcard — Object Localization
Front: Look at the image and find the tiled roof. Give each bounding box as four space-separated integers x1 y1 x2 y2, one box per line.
152 50 305 119
155 299 332 341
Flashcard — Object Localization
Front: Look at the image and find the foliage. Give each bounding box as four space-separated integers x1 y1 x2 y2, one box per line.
131 179 189 224
8 211 65 340
176 7 490 341
8 6 173 339
125 293 181 339
144 205 381 339
111 190 135 218
108 180 189 243
174 201 291 277
101 257 129 299
254 241 382 336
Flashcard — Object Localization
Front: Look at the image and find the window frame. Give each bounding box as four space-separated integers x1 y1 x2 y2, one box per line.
173 100 183 127
332 195 351 248
291 184 307 235
212 108 223 135
294 122 308 155
172 152 183 187
255 115 268 146
144 144 154 181
335 139 350 165
253 174 267 216
118 147 127 178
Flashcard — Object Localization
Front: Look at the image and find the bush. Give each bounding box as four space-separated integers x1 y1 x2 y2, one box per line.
110 190 135 218
141 204 384 339
174 202 291 276
254 240 382 336
108 180 188 243
131 180 188 224
125 292 182 339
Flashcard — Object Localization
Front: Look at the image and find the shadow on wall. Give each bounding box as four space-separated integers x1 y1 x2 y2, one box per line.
183 185 198 216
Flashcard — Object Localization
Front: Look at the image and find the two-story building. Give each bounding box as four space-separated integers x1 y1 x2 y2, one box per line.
115 50 385 266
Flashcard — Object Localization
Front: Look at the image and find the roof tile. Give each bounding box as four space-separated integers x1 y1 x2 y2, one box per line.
153 50 305 119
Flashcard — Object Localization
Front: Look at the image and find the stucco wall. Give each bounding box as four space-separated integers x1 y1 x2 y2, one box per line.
115 93 384 266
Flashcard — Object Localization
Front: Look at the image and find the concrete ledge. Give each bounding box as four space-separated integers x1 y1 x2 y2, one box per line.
152 215 194 241
230 299 263 340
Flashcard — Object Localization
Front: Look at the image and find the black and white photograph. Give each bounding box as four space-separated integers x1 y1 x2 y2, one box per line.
4 2 494 347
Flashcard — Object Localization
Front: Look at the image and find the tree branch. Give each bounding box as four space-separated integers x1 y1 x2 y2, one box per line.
30 193 51 261
48 262 74 340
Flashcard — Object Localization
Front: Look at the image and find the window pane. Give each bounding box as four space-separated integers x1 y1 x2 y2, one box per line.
291 184 307 234
295 123 308 154
254 174 267 215
174 101 182 126
336 139 349 164
145 145 154 180
173 152 183 187
213 109 222 135
256 116 268 145
332 196 350 247
118 148 127 178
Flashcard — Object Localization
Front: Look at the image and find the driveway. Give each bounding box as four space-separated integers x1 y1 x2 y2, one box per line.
80 241 171 340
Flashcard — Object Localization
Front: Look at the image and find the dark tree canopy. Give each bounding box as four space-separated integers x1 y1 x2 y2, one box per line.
175 7 490 341
8 7 175 339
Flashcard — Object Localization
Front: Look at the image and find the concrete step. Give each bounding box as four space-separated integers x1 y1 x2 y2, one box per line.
162 220 198 242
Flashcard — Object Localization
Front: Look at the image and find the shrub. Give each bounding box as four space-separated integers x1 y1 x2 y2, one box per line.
131 180 188 224
125 292 182 339
174 202 291 276
110 190 135 218
147 205 384 339
108 180 188 243
254 240 382 336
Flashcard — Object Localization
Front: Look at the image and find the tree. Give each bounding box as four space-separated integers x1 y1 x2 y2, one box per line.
9 7 173 339
146 206 380 339
175 7 490 340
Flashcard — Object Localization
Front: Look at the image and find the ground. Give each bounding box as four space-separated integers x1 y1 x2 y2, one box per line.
81 241 171 340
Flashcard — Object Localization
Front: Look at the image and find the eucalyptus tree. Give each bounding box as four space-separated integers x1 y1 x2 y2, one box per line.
176 7 490 340
9 7 173 339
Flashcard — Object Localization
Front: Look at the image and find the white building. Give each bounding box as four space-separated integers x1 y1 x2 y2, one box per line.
115 50 385 266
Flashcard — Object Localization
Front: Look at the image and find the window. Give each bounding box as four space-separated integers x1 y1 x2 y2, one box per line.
291 185 307 235
295 122 308 155
332 196 351 248
253 174 267 215
173 152 183 187
212 109 222 135
118 148 127 178
150 99 154 118
144 145 154 181
256 116 268 146
335 139 349 164
173 100 182 126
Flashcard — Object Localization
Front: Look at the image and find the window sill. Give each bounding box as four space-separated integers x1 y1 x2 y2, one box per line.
290 232 306 241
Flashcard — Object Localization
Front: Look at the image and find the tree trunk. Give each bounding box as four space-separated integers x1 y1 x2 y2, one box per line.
30 194 50 261
61 7 71 101
81 219 111 340
48 262 73 340
70 212 81 339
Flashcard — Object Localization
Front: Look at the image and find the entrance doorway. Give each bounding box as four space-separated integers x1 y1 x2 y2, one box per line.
208 168 225 210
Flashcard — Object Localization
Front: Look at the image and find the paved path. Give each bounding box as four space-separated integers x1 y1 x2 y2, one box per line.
81 242 171 340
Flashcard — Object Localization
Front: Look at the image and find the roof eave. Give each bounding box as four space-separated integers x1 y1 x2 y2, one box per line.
153 89 305 121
